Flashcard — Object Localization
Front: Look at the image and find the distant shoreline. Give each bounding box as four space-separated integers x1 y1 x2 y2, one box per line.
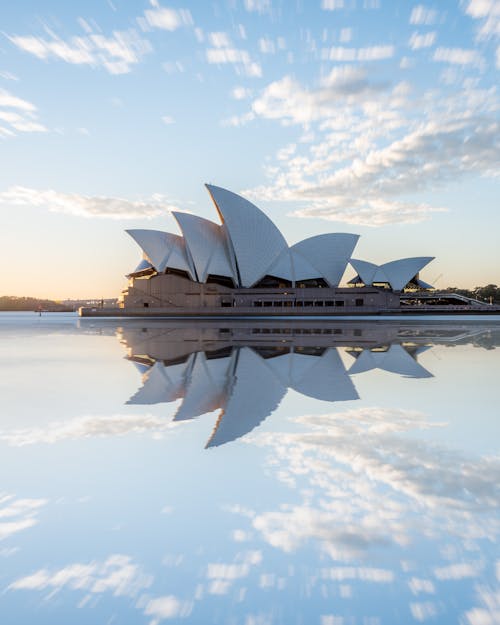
0 296 117 312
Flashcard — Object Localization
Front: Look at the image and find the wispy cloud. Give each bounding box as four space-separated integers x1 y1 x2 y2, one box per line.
0 187 182 219
143 595 193 621
244 0 272 15
410 5 438 25
8 27 152 75
236 64 500 225
465 0 500 40
433 47 483 66
321 45 394 61
9 554 152 597
409 31 436 50
206 46 262 78
0 413 176 445
0 494 47 541
0 89 47 135
138 1 193 31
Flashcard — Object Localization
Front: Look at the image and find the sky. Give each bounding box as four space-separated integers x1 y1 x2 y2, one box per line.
0 0 499 299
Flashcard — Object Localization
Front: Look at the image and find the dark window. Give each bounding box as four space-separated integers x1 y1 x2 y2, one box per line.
253 275 292 288
297 278 329 288
354 329 362 336
143 302 149 308
314 301 324 307
253 301 263 307
296 301 304 307
335 301 345 307
206 274 235 288
284 301 293 307
221 301 232 307
304 301 314 307
274 301 283 307
325 300 334 307
263 301 273 307
355 298 364 307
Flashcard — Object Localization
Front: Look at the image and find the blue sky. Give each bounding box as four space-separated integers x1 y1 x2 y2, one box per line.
0 0 499 298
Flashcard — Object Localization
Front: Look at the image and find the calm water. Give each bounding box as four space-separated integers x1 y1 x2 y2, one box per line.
0 312 499 625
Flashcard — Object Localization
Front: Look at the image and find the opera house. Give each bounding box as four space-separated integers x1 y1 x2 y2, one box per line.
80 184 495 316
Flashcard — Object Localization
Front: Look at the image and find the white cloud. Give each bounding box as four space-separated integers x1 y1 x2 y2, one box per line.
140 4 192 31
244 0 272 14
0 413 175 445
258 37 276 54
0 89 46 136
8 28 152 75
206 551 262 596
462 584 500 625
0 494 47 541
0 187 182 219
466 0 500 19
240 67 500 225
322 0 345 9
465 0 500 39
339 28 352 43
206 46 262 78
410 5 438 25
231 86 253 100
433 47 483 65
0 70 19 81
9 554 152 597
143 595 193 622
409 31 437 50
208 31 231 48
408 577 435 595
290 197 446 227
248 68 389 126
161 115 175 125
410 602 438 621
433 562 482 580
321 45 394 61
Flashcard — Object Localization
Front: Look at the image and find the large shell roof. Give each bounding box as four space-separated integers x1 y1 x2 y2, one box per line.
127 184 433 289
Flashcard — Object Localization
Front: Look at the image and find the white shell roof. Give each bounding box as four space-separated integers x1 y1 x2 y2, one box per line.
350 259 378 286
379 257 434 291
351 257 434 290
172 212 236 283
291 233 360 286
125 185 434 290
126 229 196 279
206 184 288 287
126 229 172 273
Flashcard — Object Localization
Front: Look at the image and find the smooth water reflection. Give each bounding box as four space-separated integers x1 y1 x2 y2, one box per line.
0 313 499 625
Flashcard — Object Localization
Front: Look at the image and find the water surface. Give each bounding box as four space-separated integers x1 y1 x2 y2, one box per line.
1 313 499 625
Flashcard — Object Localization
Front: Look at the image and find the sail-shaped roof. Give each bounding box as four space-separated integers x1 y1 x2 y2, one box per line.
126 229 196 279
172 212 236 283
378 257 434 291
350 257 434 290
291 233 359 286
205 184 288 287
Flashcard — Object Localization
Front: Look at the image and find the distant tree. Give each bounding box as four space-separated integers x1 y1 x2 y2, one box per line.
0 296 72 311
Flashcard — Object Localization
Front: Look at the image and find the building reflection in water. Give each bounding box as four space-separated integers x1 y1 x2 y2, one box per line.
117 321 492 448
